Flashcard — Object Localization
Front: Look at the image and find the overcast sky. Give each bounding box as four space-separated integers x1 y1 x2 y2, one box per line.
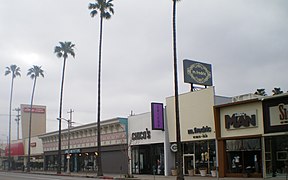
1 0 287 141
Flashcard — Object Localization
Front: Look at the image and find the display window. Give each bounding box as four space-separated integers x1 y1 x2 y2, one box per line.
183 140 216 175
225 138 262 176
265 136 288 177
131 144 164 175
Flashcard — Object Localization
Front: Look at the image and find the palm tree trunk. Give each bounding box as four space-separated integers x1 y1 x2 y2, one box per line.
8 75 14 171
97 14 104 177
57 57 67 174
172 1 184 179
27 77 37 172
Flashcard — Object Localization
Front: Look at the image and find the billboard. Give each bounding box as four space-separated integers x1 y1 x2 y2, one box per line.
183 59 212 86
151 103 164 130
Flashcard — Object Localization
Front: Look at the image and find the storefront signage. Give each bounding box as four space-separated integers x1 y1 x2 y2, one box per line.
64 148 81 154
131 128 151 140
151 102 164 130
188 126 212 134
225 112 257 129
269 103 288 126
183 59 212 86
23 107 45 113
170 143 177 152
30 142 36 147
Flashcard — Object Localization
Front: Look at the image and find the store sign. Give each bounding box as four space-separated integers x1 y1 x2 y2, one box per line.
269 103 288 126
188 126 211 139
151 102 164 130
225 112 257 129
23 107 45 114
30 142 36 147
170 143 177 152
183 59 212 86
131 128 151 140
64 148 81 154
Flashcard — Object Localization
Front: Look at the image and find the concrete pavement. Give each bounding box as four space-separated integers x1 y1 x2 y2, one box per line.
5 170 288 180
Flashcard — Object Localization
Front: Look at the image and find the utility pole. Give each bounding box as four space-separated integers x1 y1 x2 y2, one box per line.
66 109 74 173
14 107 21 140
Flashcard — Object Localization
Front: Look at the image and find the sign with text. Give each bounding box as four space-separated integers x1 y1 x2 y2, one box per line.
151 102 164 130
23 107 45 113
263 96 288 133
183 59 212 86
269 103 288 126
225 111 257 130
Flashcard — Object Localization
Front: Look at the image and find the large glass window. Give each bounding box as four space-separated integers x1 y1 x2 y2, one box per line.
265 136 288 177
226 138 262 175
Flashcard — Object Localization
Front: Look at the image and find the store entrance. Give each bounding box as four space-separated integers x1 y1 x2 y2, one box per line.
183 154 194 175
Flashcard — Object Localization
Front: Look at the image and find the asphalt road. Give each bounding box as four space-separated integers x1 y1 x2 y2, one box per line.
0 172 94 180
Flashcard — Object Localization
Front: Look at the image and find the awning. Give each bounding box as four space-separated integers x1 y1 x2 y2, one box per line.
5 142 24 156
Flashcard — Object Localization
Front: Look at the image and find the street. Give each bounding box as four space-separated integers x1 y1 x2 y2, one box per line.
0 172 95 180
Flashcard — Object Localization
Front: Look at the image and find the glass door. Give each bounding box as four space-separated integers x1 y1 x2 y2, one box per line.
183 154 195 175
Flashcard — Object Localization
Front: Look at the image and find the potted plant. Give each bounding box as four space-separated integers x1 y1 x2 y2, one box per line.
171 167 177 176
211 166 217 177
188 165 194 176
199 166 207 176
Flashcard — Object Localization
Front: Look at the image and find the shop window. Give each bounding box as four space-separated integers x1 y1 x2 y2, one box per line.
265 136 288 177
226 138 262 175
194 140 216 174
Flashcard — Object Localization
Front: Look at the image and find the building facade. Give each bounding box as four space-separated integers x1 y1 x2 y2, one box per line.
39 117 128 174
214 98 264 178
128 112 166 175
166 87 231 176
263 93 288 178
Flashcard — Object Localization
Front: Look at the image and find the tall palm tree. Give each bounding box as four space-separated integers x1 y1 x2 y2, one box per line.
88 0 114 176
5 64 21 171
26 65 44 172
172 0 184 179
54 41 75 174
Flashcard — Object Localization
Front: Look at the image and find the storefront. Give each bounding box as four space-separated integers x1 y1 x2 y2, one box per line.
128 112 166 175
39 117 129 174
214 98 264 178
166 87 229 176
263 93 288 178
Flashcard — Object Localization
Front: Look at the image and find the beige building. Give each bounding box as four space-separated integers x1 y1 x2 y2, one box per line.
21 104 46 139
166 87 231 176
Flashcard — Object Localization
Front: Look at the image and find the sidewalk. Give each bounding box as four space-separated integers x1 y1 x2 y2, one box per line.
10 170 288 180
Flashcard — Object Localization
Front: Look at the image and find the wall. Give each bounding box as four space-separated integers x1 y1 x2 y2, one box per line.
166 87 216 142
219 101 264 138
21 104 46 139
128 112 165 146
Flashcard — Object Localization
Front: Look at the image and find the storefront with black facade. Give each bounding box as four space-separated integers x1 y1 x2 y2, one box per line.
263 94 288 178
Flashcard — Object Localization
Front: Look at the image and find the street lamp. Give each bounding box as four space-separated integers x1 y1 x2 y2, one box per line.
57 117 74 173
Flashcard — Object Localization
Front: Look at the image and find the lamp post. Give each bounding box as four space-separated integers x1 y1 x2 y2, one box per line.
57 117 74 173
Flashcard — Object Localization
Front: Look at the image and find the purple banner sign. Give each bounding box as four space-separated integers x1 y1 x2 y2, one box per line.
151 102 164 130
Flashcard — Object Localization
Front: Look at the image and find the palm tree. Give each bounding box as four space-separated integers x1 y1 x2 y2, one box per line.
5 65 21 171
54 41 75 174
272 87 283 95
26 65 44 172
88 0 114 176
254 88 267 96
172 0 184 179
